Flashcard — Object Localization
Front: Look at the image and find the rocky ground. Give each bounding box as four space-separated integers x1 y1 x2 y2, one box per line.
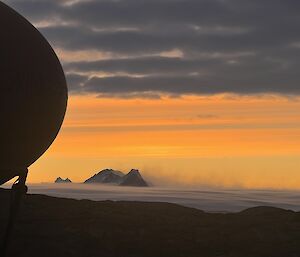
1 188 300 257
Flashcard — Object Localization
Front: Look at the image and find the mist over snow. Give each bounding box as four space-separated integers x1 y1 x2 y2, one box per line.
4 183 300 212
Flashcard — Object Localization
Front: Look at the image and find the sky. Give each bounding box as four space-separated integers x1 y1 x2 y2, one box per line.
4 0 300 188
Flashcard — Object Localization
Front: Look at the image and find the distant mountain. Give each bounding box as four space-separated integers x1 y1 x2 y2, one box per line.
55 177 72 183
119 169 149 187
84 168 149 187
84 169 124 184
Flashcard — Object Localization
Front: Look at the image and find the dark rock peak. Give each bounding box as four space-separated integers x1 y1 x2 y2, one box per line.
84 169 124 184
84 168 149 187
101 169 124 177
128 169 140 175
55 177 72 183
119 169 148 187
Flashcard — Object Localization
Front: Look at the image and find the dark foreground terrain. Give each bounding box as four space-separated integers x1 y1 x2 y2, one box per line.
1 188 300 257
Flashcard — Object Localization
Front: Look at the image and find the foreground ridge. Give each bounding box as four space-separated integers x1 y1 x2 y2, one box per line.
0 188 299 257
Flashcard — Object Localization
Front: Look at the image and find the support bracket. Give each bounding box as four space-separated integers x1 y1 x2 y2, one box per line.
1 168 28 257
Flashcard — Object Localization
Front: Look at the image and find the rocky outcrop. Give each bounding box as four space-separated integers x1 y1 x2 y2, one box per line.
55 177 72 183
119 169 148 187
84 169 124 184
84 168 149 187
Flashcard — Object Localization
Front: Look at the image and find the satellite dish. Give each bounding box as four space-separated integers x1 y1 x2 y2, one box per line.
0 2 68 185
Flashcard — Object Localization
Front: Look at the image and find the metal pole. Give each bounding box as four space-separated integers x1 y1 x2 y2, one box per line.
1 168 28 257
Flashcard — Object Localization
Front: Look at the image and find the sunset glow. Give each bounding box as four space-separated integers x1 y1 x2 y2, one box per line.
29 94 300 189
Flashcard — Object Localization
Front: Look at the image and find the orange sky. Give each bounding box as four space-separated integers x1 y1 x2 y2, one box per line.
28 94 300 189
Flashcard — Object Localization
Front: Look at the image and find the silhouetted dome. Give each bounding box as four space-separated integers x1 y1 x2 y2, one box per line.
0 3 68 184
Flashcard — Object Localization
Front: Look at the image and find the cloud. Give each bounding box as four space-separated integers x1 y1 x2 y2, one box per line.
82 74 300 95
5 0 300 96
65 73 87 92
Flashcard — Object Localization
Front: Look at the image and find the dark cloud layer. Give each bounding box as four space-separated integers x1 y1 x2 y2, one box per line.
5 0 300 96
